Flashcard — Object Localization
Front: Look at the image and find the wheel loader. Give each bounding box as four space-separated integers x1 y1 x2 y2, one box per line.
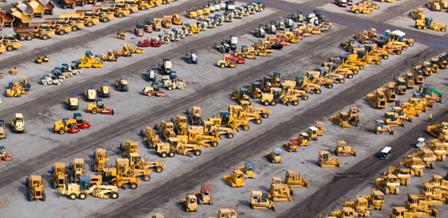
399 155 425 177
387 165 412 186
361 189 385 210
26 175 46 201
223 169 245 187
283 132 309 152
329 207 355 218
180 193 198 212
50 162 68 189
93 148 109 173
128 152 165 173
268 177 293 202
208 208 239 218
250 191 275 210
265 148 282 163
11 113 25 133
366 89 387 109
344 196 371 217
237 162 255 179
284 170 308 188
318 150 341 168
376 173 401 196
58 177 119 200
334 140 356 156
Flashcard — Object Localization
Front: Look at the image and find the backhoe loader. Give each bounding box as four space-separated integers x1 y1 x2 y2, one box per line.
251 191 275 210
318 150 341 168
223 169 245 187
375 173 400 195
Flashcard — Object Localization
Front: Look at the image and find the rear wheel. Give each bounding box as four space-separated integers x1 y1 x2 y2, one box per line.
111 192 119 199
243 125 250 131
262 113 269 118
256 119 262 124
327 83 333 89
211 141 218 147
271 101 277 106
143 175 150 181
169 151 175 157
263 101 269 106
70 193 77 200
79 193 87 200
348 74 353 79
195 150 202 156
293 100 299 106
315 89 322 94
92 108 98 114
228 133 234 139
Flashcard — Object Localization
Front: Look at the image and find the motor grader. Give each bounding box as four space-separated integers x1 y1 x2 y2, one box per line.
284 170 309 188
426 122 448 138
250 191 275 210
268 177 293 202
156 120 176 141
26 175 46 201
202 120 236 139
185 106 203 126
409 8 425 20
318 150 341 168
11 113 25 133
399 155 425 177
265 148 282 163
6 76 30 98
340 53 368 69
344 196 371 217
69 158 87 183
96 167 141 189
209 112 250 131
58 177 119 200
306 70 335 89
180 193 198 212
186 126 221 147
223 169 245 187
375 173 400 195
427 0 448 11
127 164 152 182
260 88 300 106
366 89 387 109
387 165 412 186
50 162 68 189
416 17 446 32
156 137 202 158
128 152 165 173
170 115 187 135
295 76 322 94
120 140 139 158
237 161 255 179
334 140 356 157
228 104 262 125
283 132 310 151
353 30 371 44
93 148 109 172
361 189 385 210
329 207 356 218
281 80 310 101
365 43 389 60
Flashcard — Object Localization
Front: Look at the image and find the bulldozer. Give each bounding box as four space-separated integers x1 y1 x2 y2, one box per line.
411 148 437 168
50 163 68 189
93 148 109 173
194 186 212 205
70 158 87 183
375 173 400 195
404 73 415 89
427 0 448 11
120 140 139 158
384 84 397 102
416 18 446 32
208 208 239 218
251 191 275 210
405 194 443 212
384 112 405 127
283 132 309 151
267 177 293 202
318 151 341 168
400 102 421 118
374 120 394 135
387 165 412 186
365 89 387 108
331 112 353 128
265 148 282 163
344 196 371 217
11 113 25 133
391 78 407 95
284 170 308 188
180 193 198 212
390 107 413 122
426 174 448 190
361 189 385 210
329 207 356 218
58 177 119 200
390 206 438 218
429 142 447 161
427 122 448 138
334 140 356 157
237 162 255 179
223 169 245 187
399 155 425 177
26 175 46 201
420 182 447 202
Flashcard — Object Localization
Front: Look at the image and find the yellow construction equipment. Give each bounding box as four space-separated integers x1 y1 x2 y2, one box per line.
383 111 405 127
50 163 68 189
416 18 446 32
11 113 25 133
156 120 176 141
6 76 30 98
375 173 400 195
361 189 385 210
141 126 160 148
208 208 239 218
93 148 109 172
330 112 352 128
26 175 46 201
365 89 387 108
334 140 356 157
250 191 275 210
399 155 425 177
117 29 127 40
268 177 293 202
344 196 371 217
426 174 448 190
427 0 448 11
283 132 309 152
405 194 443 213
409 8 425 20
128 152 165 173
391 106 413 122
58 176 119 200
180 193 198 212
265 148 282 163
318 150 341 168
329 207 356 218
70 158 87 183
412 148 437 168
429 142 447 161
387 165 412 186
120 140 139 158
390 206 438 218
240 100 271 119
237 162 255 179
172 13 182 25
427 122 448 138
172 115 188 135
284 170 308 188
76 51 103 68
194 185 212 205
223 170 245 187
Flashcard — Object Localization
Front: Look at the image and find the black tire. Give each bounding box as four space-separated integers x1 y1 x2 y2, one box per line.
69 193 77 200
26 178 29 186
315 89 322 94
42 192 46 201
111 192 119 199
72 26 79 31
161 152 167 158
293 100 299 106
79 193 87 200
6 45 13 51
102 17 110 22
169 151 175 157
19 34 26 41
228 133 234 139
156 166 163 173
143 175 150 181
327 83 333 89
195 149 202 156
130 182 138 189
87 21 93 27
26 34 33 40
42 34 49 40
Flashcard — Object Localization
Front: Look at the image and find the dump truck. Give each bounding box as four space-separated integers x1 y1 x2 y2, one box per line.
50 162 68 189
14 26 55 41
387 165 412 186
318 150 341 168
26 175 46 201
250 191 275 210
223 170 245 187
237 162 255 179
375 173 400 195
334 140 356 156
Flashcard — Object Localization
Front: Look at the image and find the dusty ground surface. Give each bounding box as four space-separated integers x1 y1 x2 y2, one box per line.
0 0 447 218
